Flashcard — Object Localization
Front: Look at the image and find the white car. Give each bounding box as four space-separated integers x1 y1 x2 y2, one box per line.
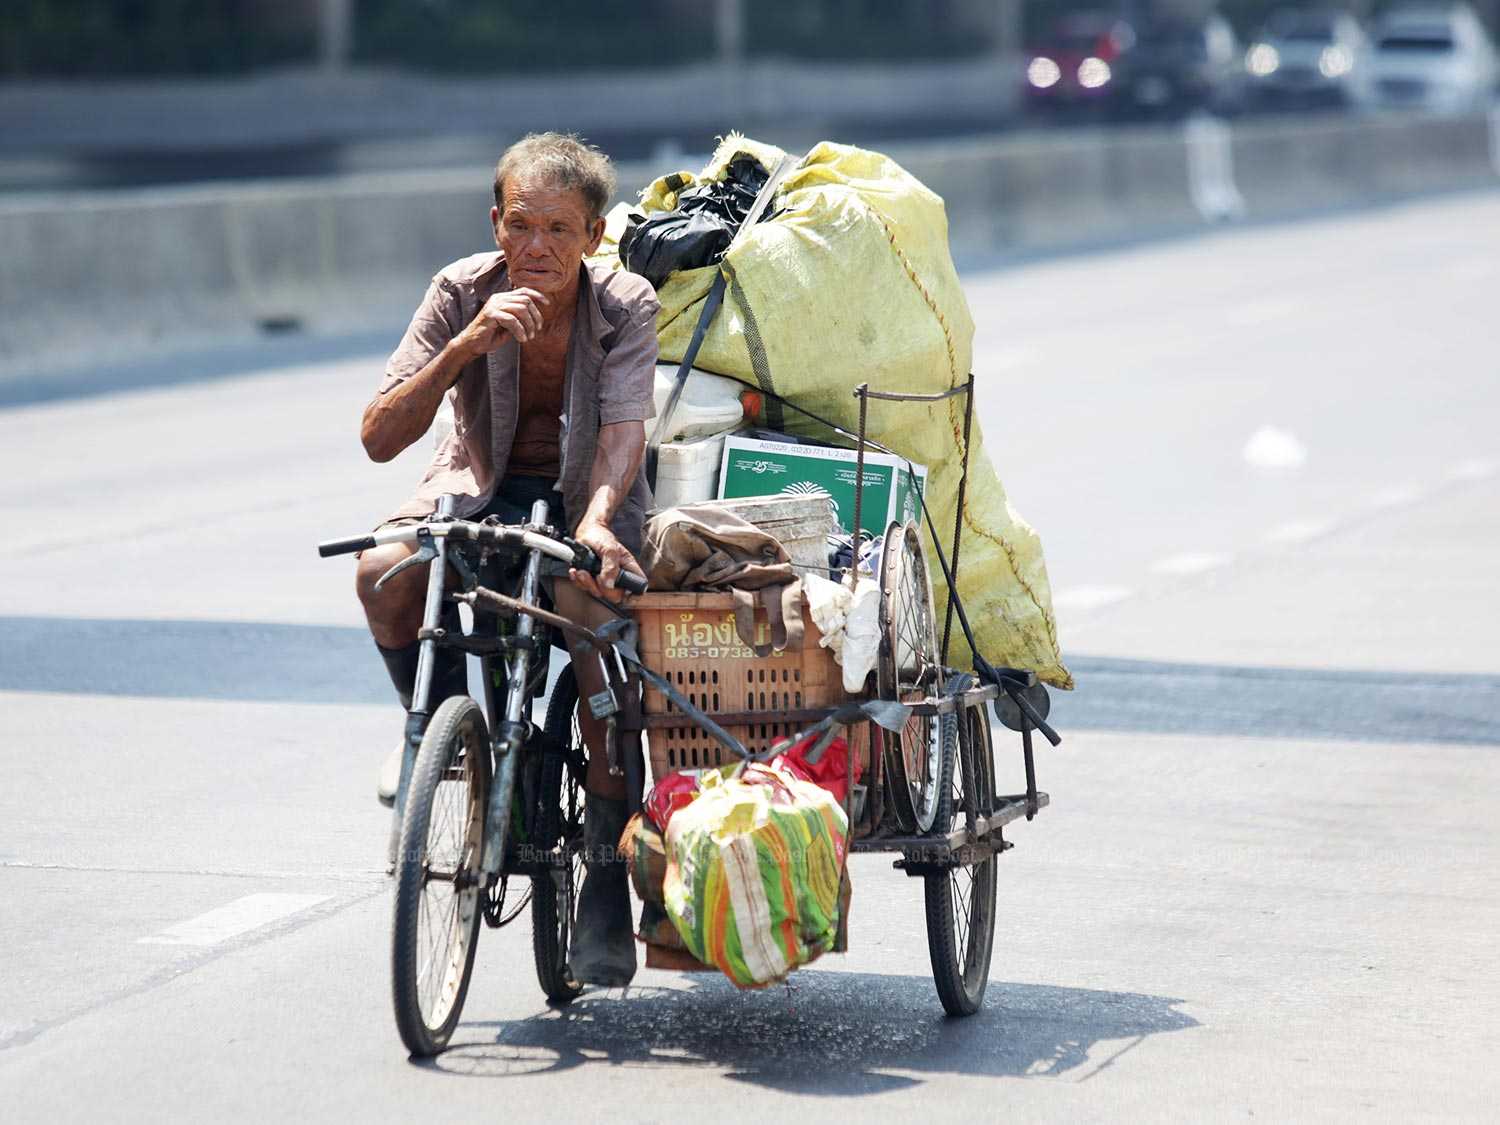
1365 3 1498 114
1245 8 1373 109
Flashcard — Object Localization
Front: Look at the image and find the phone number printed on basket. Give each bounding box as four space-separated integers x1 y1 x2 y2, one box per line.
663 613 786 660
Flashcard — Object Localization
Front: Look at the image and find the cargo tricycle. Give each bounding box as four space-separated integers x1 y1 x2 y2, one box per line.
318 379 1060 1058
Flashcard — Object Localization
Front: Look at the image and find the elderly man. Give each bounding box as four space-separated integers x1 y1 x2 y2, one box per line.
356 133 657 987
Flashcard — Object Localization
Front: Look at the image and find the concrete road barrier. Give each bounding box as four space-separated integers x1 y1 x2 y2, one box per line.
893 126 1200 256
1231 111 1495 219
0 161 664 381
1 112 1495 384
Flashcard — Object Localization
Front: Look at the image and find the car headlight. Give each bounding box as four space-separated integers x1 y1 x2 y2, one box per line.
1246 43 1280 77
1028 56 1062 89
1077 57 1112 89
1319 45 1353 78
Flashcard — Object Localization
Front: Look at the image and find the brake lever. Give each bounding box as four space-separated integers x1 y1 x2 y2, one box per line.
374 541 438 593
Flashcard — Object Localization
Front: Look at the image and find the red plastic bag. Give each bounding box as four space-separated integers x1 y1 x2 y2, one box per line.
771 732 864 805
644 731 866 832
644 769 707 833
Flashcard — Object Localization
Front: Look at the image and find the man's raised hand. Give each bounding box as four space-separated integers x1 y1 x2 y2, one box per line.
460 287 549 355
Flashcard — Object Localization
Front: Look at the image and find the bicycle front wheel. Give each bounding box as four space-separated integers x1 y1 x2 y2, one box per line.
392 695 491 1056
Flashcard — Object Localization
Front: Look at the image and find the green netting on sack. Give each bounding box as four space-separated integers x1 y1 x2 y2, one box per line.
596 134 1071 688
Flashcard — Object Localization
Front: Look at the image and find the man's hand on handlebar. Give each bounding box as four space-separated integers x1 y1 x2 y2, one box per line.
570 520 645 604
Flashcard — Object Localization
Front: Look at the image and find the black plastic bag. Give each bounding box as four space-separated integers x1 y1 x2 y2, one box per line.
620 155 772 289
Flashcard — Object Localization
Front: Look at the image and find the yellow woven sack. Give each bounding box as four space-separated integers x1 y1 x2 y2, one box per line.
598 135 1071 688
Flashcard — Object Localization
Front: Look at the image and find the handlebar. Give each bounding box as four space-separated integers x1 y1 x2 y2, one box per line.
317 520 649 596
317 533 378 557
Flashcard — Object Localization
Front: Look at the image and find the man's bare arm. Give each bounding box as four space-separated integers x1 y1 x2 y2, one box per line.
579 420 646 531
360 287 549 463
360 338 472 462
571 420 647 600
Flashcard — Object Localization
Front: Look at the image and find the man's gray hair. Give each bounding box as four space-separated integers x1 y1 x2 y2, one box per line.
493 132 616 221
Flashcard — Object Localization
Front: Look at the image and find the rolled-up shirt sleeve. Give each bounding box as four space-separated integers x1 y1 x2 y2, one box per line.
597 297 661 425
378 278 461 395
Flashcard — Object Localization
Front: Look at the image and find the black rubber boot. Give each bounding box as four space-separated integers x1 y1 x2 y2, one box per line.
376 640 467 711
568 793 638 988
375 640 469 809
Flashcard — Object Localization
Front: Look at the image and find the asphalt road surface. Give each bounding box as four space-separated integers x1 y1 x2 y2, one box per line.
3 189 1498 1121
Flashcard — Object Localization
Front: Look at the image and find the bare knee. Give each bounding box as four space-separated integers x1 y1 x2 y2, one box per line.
355 544 427 648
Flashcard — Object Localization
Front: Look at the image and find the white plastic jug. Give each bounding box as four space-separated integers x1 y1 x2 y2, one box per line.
652 431 729 510
650 366 747 444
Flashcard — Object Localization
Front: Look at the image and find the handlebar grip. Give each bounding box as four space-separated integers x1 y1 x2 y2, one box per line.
615 569 649 596
318 534 377 558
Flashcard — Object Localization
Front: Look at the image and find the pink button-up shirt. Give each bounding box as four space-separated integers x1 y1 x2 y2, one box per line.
375 251 660 548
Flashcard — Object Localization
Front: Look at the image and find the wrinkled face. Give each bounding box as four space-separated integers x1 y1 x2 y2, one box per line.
492 175 605 297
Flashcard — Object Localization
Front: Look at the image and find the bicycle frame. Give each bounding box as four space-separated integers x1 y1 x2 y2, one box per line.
389 495 554 880
480 495 550 876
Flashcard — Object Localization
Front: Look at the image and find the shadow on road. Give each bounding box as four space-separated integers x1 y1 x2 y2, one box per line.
428 972 1198 1092
1054 655 1500 746
0 615 387 704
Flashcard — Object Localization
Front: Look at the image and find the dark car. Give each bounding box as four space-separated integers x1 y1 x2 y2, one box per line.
1121 12 1246 118
1022 10 1140 118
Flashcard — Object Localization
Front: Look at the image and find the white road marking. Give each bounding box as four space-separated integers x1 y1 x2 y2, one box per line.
1265 518 1332 546
1367 483 1425 510
1448 457 1497 482
1151 552 1232 576
1052 585 1133 612
138 893 331 947
1242 425 1308 471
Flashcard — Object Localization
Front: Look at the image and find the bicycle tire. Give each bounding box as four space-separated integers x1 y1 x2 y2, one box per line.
924 678 999 1017
878 521 943 834
391 694 490 1056
532 665 587 1004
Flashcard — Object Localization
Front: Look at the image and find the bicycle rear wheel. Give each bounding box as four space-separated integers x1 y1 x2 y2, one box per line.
878 521 943 833
924 688 999 1017
532 665 587 1003
391 695 490 1056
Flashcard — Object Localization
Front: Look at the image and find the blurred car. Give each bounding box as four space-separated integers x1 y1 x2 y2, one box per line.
1121 12 1246 118
1245 7 1371 110
1365 3 1498 113
1022 10 1139 118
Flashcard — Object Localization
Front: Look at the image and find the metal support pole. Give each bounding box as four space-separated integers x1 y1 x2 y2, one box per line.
941 373 976 665
715 0 744 63
1021 713 1038 822
850 384 870 583
318 0 353 72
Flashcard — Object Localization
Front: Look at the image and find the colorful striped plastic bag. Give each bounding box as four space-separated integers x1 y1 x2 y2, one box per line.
661 761 849 988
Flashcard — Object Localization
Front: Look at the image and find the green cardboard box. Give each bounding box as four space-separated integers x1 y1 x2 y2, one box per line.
717 436 928 539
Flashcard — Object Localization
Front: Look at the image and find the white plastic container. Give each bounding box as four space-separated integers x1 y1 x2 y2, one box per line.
649 366 746 443
652 431 730 510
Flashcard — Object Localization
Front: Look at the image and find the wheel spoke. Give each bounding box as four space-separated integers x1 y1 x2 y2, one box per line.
416 735 481 1029
950 869 972 964
425 897 460 1021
